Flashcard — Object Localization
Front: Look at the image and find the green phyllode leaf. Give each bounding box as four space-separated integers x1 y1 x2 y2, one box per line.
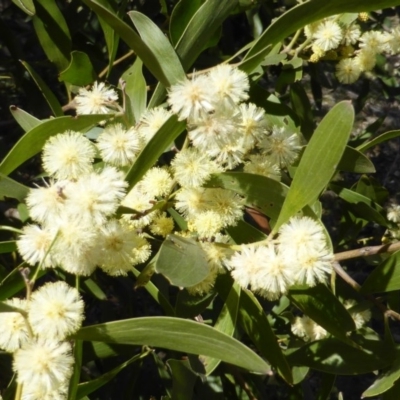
155 234 209 287
361 251 400 294
9 107 41 132
59 51 97 86
273 101 354 232
73 316 271 374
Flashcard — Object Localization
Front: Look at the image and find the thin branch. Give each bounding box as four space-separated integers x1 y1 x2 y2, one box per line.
334 241 400 262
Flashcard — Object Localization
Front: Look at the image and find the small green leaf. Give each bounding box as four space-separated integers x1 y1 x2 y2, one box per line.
0 174 29 202
338 146 376 173
20 61 63 116
31 0 71 71
0 114 110 176
238 289 292 383
156 235 209 287
121 58 147 124
273 101 354 232
82 278 107 301
361 251 400 294
288 284 356 343
59 51 97 86
9 106 41 132
204 282 240 375
128 11 185 86
286 337 395 374
11 0 35 15
125 115 185 190
357 130 400 153
73 317 271 374
169 360 198 400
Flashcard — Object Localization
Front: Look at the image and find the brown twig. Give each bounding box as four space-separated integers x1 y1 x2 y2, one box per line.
334 241 400 262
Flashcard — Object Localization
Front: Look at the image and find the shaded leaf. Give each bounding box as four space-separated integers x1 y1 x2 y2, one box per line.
175 289 216 319
338 146 375 173
59 51 97 86
170 0 202 46
156 234 209 287
169 359 198 400
73 317 271 374
226 219 267 244
273 101 354 232
31 0 71 71
288 284 356 343
357 130 400 153
0 174 30 202
11 0 35 15
0 115 110 176
316 373 336 400
0 241 17 254
20 61 63 116
286 337 395 374
361 251 400 294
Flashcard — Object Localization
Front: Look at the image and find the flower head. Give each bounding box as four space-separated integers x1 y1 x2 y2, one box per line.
42 131 95 180
75 81 118 115
313 20 343 51
97 123 141 167
137 107 173 144
28 281 84 341
336 58 361 84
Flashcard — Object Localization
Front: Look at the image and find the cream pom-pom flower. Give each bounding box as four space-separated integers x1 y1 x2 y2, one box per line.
312 20 343 51
28 281 84 341
42 131 95 180
13 338 74 395
74 81 118 115
97 123 141 167
137 107 173 144
336 58 362 84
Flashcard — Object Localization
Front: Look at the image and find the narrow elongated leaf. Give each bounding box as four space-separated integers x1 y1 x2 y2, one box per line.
290 82 314 141
286 338 395 374
0 115 109 176
361 251 400 294
169 360 198 400
20 61 63 116
31 0 71 71
125 115 185 190
273 101 354 232
10 107 41 132
0 174 29 202
77 352 147 398
156 235 209 287
288 284 356 342
238 289 292 383
204 283 240 375
81 0 174 87
73 317 271 374
330 183 389 227
121 58 147 123
170 0 202 46
362 351 400 398
244 0 400 69
357 130 400 153
128 11 185 86
59 51 97 86
316 373 336 400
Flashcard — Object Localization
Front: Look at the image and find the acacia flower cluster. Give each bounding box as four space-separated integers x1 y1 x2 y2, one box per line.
17 130 151 277
227 217 334 300
304 14 400 84
0 281 84 399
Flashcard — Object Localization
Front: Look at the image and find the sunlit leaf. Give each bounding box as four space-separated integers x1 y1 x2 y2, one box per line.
9 107 41 132
0 174 29 202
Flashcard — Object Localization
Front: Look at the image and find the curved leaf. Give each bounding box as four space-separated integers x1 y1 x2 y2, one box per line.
10 107 41 132
155 234 209 287
288 284 356 343
125 115 185 190
361 251 400 294
128 11 185 86
273 101 354 232
169 360 198 400
362 351 400 398
0 115 110 176
286 337 395 375
59 51 97 86
339 146 375 174
11 0 35 15
73 317 271 374
170 0 202 46
0 174 29 202
357 130 400 153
